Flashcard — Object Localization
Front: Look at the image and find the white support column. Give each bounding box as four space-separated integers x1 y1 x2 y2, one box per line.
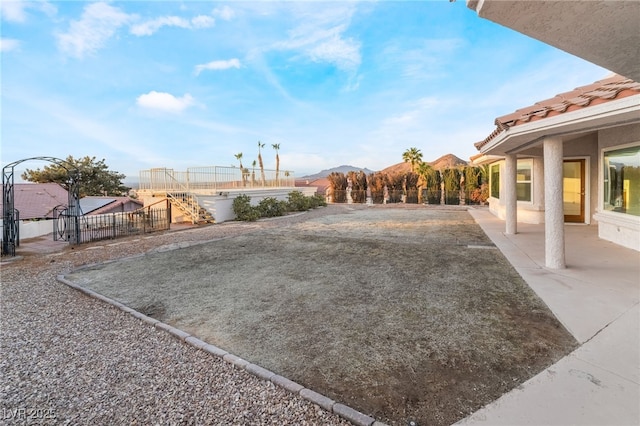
505 154 517 235
543 137 566 269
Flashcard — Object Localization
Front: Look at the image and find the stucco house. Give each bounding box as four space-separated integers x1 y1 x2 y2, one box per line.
0 183 70 240
79 196 143 216
466 0 640 269
472 75 639 267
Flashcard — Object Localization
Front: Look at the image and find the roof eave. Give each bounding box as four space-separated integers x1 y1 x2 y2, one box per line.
479 95 640 156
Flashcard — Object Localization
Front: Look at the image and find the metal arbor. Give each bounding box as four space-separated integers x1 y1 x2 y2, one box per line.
2 157 81 256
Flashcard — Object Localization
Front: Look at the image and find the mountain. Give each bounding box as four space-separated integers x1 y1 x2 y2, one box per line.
299 154 469 184
381 153 469 175
300 165 376 181
429 153 468 170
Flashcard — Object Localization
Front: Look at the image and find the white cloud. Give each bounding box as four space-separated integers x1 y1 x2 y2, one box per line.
275 6 361 73
130 16 190 36
309 34 361 72
191 15 215 28
0 1 27 22
382 37 464 80
130 14 214 36
0 38 21 52
1 0 56 23
136 91 195 113
56 2 134 58
212 6 235 21
195 58 241 75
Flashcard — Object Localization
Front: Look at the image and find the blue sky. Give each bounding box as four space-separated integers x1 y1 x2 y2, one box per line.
1 1 609 180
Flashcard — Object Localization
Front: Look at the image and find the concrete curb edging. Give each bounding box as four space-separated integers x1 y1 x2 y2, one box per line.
56 274 384 426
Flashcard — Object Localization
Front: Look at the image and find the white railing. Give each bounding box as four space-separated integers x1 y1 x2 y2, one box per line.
139 166 295 192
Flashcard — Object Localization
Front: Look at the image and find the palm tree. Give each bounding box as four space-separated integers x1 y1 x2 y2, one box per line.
234 152 243 169
416 161 436 204
234 153 246 187
402 147 423 173
257 141 266 186
272 143 280 186
251 160 257 186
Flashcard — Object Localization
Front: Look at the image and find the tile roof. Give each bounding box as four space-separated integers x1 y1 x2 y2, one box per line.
80 196 142 215
475 74 640 151
0 183 69 220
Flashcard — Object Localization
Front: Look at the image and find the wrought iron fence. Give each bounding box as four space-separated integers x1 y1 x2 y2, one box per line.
138 166 295 192
0 209 19 256
327 189 485 206
54 204 170 244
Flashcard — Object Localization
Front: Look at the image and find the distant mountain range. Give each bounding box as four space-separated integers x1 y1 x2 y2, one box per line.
299 154 468 181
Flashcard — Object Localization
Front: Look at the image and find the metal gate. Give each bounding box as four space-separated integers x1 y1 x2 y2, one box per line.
2 157 81 256
53 201 171 244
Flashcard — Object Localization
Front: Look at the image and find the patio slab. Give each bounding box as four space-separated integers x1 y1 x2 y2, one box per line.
462 208 640 425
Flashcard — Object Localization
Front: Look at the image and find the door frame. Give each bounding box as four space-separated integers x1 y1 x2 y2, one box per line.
563 157 591 224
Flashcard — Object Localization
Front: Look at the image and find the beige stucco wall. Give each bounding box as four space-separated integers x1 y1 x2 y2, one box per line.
594 123 640 250
598 123 640 149
488 158 545 224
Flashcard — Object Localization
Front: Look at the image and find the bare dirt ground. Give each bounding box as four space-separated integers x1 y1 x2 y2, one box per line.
64 205 577 425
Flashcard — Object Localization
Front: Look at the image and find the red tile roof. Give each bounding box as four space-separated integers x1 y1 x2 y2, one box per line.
475 74 640 151
80 196 143 215
0 183 69 220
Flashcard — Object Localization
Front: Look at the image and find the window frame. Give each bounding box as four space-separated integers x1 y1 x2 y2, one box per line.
490 162 500 199
602 142 640 217
516 159 533 203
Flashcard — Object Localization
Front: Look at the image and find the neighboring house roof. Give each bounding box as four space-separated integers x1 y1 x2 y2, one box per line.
0 183 69 220
80 196 143 215
475 74 640 151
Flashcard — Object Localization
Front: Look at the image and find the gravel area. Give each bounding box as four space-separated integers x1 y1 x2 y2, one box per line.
0 206 354 425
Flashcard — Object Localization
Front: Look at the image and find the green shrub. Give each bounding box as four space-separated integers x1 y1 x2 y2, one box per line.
309 194 327 208
232 194 260 221
287 191 311 211
257 197 288 217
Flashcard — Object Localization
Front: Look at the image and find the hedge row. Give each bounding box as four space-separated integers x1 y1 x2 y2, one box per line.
232 191 327 221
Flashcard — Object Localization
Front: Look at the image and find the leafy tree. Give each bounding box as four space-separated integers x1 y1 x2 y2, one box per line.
21 155 129 197
402 147 423 173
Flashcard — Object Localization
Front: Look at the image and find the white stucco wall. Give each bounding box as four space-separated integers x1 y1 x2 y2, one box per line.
0 219 54 240
209 187 318 223
139 187 318 224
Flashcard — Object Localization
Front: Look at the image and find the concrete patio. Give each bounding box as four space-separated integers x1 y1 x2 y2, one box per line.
461 208 640 425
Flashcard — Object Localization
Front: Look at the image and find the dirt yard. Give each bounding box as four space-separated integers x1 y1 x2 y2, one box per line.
64 205 577 425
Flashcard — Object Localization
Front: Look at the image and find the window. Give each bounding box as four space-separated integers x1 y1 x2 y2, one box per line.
603 145 640 216
516 160 532 202
490 163 500 199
